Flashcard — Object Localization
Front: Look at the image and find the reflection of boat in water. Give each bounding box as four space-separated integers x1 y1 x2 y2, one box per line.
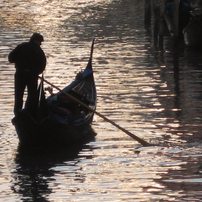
11 132 95 201
183 9 202 48
12 40 97 147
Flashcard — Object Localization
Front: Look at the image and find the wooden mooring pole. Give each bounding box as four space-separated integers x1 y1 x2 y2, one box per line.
151 0 159 48
144 0 152 27
146 0 181 50
159 0 166 50
173 0 180 48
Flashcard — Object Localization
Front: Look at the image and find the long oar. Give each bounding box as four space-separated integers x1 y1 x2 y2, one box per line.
38 77 150 146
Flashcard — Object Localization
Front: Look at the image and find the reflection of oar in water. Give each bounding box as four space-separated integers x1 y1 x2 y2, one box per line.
38 76 150 146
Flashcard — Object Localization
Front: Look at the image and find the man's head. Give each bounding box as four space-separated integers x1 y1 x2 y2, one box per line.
30 33 44 45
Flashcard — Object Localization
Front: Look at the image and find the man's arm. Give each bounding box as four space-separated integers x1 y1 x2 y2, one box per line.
8 48 17 63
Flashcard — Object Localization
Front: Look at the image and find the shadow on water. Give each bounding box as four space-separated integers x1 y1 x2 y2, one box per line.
135 35 202 198
145 31 202 146
62 0 143 41
11 129 96 201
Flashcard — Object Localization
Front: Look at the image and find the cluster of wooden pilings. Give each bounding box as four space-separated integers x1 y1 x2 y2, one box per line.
144 0 181 50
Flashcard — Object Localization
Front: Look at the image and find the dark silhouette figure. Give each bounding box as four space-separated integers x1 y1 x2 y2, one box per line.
8 33 46 117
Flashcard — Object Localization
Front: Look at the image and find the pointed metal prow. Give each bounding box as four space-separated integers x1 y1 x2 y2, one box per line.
86 39 95 70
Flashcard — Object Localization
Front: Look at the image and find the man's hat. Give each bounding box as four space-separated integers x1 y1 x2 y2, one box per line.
30 33 44 42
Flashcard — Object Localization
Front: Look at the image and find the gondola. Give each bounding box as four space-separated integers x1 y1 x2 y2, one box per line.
183 9 202 48
12 40 96 147
164 1 192 37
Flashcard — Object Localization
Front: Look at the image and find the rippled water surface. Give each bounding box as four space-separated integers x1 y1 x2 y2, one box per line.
1 0 202 201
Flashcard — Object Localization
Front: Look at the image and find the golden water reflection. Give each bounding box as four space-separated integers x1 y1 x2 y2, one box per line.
1 0 202 201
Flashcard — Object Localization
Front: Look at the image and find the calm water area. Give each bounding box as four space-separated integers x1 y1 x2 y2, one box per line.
1 0 202 201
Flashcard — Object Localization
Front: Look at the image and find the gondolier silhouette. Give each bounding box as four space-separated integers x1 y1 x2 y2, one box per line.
8 33 46 117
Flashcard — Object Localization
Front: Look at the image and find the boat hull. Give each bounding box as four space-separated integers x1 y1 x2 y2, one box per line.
15 111 95 146
183 18 202 47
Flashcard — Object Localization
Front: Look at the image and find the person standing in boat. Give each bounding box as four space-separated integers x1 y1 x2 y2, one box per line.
8 33 46 117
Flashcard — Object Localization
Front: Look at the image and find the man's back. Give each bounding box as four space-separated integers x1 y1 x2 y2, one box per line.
8 42 46 74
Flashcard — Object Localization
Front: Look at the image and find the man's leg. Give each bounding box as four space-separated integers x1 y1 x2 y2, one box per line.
26 74 38 116
14 73 26 116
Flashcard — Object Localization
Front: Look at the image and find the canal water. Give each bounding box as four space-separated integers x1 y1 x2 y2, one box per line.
1 0 202 201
